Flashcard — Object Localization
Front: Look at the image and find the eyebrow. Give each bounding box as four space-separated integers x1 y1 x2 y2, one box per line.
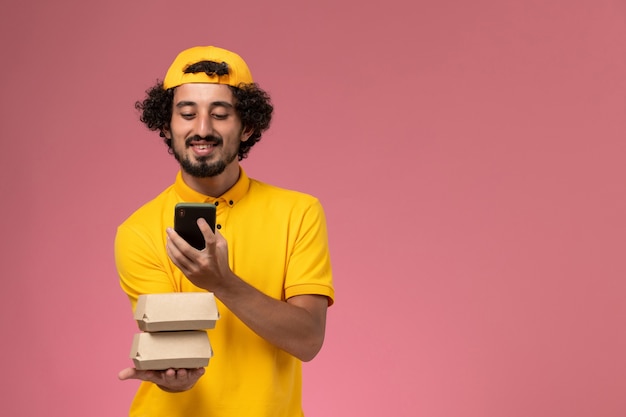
175 100 234 109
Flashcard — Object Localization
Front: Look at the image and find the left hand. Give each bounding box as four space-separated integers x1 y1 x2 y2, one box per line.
166 218 233 291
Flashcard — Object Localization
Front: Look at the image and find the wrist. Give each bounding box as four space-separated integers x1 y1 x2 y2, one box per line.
211 271 240 301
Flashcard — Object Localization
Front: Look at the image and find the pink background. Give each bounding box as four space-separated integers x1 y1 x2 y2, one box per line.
1 0 624 415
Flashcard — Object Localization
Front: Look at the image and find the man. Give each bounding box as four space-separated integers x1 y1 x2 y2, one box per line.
115 46 335 417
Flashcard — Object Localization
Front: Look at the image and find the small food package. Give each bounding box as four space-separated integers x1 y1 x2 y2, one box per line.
130 331 213 370
134 292 219 332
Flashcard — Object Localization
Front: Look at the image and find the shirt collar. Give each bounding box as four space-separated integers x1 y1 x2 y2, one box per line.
173 168 250 205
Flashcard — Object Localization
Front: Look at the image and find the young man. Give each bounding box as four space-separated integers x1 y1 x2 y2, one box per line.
115 46 335 416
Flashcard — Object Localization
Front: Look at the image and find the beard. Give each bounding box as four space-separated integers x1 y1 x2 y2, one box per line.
173 135 239 178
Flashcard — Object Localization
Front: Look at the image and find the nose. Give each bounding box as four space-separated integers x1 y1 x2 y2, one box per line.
197 113 214 138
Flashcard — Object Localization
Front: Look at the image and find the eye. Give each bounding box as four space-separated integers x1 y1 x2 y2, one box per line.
181 113 195 119
212 113 228 120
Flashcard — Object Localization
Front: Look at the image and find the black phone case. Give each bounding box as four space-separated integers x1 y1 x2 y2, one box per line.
174 203 216 250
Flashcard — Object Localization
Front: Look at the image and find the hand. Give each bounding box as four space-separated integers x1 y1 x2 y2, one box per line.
118 367 205 393
166 218 232 291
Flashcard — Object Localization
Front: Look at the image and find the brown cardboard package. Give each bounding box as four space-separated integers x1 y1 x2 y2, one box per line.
130 331 213 370
134 292 219 332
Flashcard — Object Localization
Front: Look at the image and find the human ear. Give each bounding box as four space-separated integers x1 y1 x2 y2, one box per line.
161 125 172 139
240 127 254 143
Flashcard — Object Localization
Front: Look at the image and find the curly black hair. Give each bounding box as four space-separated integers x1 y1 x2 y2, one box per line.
135 62 273 160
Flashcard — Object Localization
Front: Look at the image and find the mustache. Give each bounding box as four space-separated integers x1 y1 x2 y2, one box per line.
185 135 223 147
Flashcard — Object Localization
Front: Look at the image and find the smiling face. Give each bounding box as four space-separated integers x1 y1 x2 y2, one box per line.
164 83 251 178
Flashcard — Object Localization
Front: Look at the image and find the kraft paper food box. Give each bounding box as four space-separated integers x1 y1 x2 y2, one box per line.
134 292 220 332
130 331 213 370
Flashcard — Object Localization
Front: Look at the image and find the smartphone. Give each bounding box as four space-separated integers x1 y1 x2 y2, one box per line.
174 203 216 250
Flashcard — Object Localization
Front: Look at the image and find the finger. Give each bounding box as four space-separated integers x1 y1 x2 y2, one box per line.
191 367 206 379
176 367 205 383
166 228 190 253
118 367 156 382
166 236 186 266
196 218 216 248
166 244 187 273
166 230 196 270
160 368 193 387
167 227 201 255
118 367 136 380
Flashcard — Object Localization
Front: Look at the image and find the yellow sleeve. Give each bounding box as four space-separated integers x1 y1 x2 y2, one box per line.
114 222 178 311
284 199 335 306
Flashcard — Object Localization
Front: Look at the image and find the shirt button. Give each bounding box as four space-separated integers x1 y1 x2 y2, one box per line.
216 224 222 229
229 200 234 205
214 201 219 206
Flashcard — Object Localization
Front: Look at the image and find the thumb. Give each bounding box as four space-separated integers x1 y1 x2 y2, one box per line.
118 367 138 380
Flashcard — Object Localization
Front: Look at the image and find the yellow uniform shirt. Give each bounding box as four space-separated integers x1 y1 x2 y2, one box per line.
115 169 334 417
